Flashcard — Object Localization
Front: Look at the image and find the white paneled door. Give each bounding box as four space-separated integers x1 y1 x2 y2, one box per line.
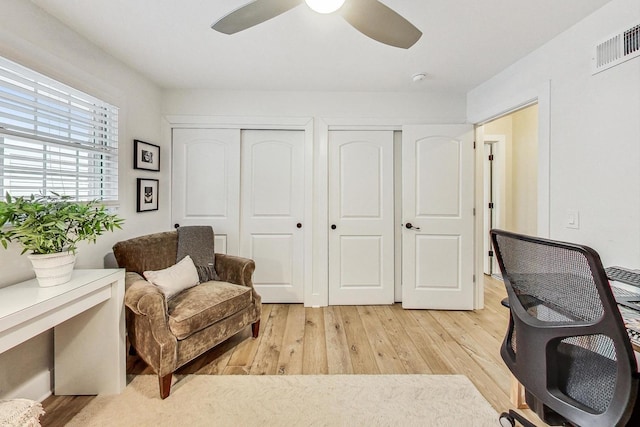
172 128 240 254
401 125 475 309
328 131 394 305
240 130 305 303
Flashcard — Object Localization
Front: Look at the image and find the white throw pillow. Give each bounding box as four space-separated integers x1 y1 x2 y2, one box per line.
143 255 200 299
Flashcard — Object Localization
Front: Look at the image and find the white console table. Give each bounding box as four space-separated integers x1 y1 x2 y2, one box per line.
0 269 126 395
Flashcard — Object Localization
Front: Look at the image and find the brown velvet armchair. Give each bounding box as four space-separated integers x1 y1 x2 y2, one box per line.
113 231 261 399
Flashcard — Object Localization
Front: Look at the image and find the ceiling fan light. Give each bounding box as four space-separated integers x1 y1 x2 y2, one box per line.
305 0 345 14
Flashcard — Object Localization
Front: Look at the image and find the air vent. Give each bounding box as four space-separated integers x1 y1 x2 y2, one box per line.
593 23 640 74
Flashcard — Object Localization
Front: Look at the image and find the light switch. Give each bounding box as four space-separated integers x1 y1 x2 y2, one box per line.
566 210 580 229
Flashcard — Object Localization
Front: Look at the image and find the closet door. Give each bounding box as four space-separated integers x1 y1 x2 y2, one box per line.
240 130 305 303
172 128 240 255
328 130 394 305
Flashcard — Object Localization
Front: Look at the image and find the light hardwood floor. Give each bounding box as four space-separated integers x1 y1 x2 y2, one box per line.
41 275 540 426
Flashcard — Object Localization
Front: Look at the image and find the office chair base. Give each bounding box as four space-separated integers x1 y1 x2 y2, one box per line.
499 410 537 427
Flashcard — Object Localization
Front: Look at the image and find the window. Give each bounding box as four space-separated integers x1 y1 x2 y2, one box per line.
0 56 118 203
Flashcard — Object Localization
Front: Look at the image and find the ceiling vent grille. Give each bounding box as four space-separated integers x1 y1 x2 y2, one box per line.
593 23 640 74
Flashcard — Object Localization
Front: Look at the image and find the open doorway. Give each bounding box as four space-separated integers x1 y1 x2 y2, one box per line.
482 135 505 276
479 104 539 278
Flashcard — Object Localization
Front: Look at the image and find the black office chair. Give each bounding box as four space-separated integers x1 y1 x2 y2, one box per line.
490 229 640 426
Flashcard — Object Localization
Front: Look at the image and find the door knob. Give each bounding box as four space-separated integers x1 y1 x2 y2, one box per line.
174 223 180 229
331 224 337 230
297 223 302 229
405 222 421 231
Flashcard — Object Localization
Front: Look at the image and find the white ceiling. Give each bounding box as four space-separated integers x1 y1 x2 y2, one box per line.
30 0 612 93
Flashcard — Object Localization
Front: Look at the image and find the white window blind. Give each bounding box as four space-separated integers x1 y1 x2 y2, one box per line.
0 56 118 203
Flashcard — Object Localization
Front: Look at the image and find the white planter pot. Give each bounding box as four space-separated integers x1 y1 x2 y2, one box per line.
27 252 77 287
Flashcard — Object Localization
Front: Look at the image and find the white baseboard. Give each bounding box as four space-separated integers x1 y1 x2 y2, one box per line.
1 369 52 402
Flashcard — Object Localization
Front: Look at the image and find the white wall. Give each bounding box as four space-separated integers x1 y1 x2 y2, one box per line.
162 89 466 122
468 0 640 267
0 0 165 400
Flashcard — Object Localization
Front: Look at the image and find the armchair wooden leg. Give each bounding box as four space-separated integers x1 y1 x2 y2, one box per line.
252 320 260 338
159 373 172 399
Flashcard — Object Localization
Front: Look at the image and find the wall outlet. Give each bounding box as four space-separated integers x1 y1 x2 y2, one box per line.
566 210 580 229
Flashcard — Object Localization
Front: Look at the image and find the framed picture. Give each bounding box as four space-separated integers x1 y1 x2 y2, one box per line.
134 139 160 171
137 178 159 212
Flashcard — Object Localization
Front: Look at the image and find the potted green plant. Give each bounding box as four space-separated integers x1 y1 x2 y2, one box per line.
0 192 124 286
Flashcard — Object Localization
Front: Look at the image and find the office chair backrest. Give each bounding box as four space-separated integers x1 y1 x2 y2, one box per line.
491 229 639 426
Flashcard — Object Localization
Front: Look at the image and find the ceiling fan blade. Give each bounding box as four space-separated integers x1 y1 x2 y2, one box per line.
340 0 422 49
212 0 303 34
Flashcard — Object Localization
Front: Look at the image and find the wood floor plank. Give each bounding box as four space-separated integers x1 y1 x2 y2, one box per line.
431 310 501 364
225 304 273 369
478 278 511 338
276 303 305 375
323 306 354 374
430 310 510 392
178 330 250 375
221 365 250 375
455 311 505 362
389 304 452 374
250 304 289 375
373 305 433 374
339 305 380 374
471 307 508 339
411 310 511 410
302 307 328 374
40 396 95 427
356 306 406 374
126 352 153 375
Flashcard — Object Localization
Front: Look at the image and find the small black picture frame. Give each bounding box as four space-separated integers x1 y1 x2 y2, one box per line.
137 178 159 212
134 139 160 171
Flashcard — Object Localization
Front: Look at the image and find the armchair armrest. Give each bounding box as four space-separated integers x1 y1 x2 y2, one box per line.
123 272 177 375
215 253 256 288
215 253 261 307
124 272 168 317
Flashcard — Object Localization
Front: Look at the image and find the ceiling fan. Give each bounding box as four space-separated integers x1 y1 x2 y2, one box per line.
211 0 422 49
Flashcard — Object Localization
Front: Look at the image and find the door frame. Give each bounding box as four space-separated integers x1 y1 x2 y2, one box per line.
483 135 506 276
470 80 551 309
164 115 313 304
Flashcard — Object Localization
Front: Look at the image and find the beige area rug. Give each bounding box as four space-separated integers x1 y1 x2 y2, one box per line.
68 374 498 427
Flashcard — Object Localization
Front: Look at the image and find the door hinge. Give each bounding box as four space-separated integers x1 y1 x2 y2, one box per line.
473 140 476 149
473 208 476 216
473 274 476 283
488 250 494 257
488 202 494 209
488 154 494 161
